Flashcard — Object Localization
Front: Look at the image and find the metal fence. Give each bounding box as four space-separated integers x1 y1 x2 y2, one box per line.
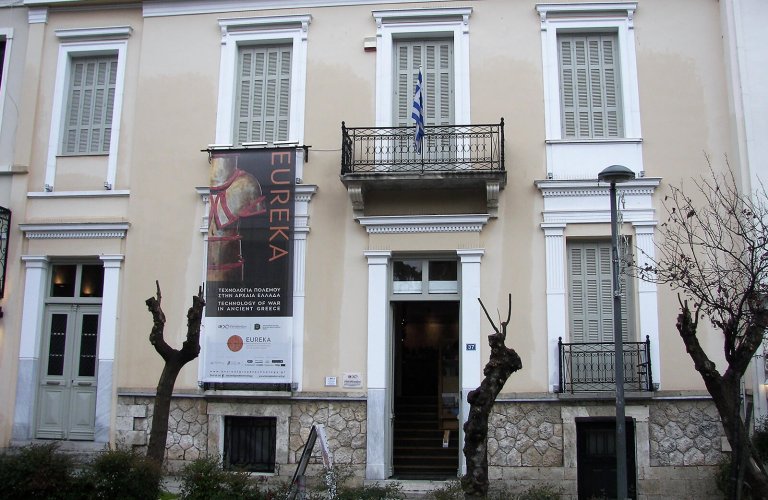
558 336 653 393
341 120 504 174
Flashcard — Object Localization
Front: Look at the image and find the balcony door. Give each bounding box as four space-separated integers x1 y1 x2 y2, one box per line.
567 241 633 389
393 40 454 166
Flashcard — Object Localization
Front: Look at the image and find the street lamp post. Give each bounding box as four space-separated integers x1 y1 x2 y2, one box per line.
598 164 635 500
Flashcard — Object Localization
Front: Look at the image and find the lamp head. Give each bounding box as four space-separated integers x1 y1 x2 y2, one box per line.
598 164 635 184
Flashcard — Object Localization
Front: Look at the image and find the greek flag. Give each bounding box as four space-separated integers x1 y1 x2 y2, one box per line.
411 67 425 154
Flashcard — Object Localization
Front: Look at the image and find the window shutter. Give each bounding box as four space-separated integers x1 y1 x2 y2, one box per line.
64 55 117 155
568 241 632 343
236 45 291 144
558 33 622 139
393 40 454 128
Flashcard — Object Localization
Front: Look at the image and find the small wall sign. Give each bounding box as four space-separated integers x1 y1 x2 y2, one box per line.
466 343 476 351
342 372 362 388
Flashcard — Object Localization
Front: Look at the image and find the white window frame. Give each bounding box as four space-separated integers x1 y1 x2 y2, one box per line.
373 8 472 127
537 3 642 179
535 177 661 393
45 27 131 192
0 28 14 145
214 15 310 146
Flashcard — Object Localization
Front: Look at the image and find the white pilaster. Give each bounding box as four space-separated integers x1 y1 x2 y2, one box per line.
458 248 484 476
365 250 391 480
633 222 660 388
94 255 123 442
543 223 566 391
13 256 49 440
292 184 316 391
98 255 122 362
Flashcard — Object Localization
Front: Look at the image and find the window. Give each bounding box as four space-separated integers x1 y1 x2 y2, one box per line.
536 2 641 179
373 8 471 128
567 240 631 343
223 416 277 472
63 55 118 155
45 26 131 192
49 263 105 299
558 33 622 139
393 258 457 295
235 45 291 144
0 38 6 91
215 15 310 146
393 40 453 128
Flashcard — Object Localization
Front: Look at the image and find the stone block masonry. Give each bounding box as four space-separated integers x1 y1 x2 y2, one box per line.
115 394 726 497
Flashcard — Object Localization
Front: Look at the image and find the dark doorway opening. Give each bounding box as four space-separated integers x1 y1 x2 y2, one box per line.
576 417 637 499
392 301 459 479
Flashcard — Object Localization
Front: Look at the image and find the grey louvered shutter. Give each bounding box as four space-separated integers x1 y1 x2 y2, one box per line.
569 241 631 343
63 55 117 155
558 33 622 139
393 40 454 128
236 45 291 144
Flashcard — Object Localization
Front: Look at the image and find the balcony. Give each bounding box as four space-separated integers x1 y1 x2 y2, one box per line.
340 121 506 218
558 336 653 394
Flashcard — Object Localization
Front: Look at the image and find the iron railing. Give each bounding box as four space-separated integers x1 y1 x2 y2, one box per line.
558 336 653 393
341 120 504 174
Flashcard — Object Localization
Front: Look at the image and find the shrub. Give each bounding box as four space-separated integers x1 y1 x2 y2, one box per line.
423 480 463 500
178 455 264 499
304 465 404 500
81 447 162 499
0 443 80 499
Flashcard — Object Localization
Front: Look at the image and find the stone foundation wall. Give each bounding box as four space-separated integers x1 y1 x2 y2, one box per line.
115 395 366 477
649 400 724 466
115 395 726 497
486 398 726 499
116 396 209 469
488 403 563 468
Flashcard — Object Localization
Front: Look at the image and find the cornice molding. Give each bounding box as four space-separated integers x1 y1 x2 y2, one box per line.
20 222 129 240
144 0 458 18
28 7 48 24
535 177 661 197
357 214 489 234
56 25 133 41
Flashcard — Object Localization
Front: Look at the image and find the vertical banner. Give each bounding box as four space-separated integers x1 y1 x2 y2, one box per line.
204 148 295 383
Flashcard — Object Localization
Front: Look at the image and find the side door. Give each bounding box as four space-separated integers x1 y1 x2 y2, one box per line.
37 305 100 440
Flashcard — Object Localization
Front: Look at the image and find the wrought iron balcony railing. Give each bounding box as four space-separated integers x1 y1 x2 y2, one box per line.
341 120 504 174
558 336 653 393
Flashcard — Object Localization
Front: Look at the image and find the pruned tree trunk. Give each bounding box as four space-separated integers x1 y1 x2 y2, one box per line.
145 281 205 465
676 298 768 499
461 294 523 499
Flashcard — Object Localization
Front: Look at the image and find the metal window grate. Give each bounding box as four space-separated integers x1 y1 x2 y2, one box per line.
224 416 277 472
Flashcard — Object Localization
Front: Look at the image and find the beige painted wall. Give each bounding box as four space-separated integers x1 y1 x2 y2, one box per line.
1 1 742 443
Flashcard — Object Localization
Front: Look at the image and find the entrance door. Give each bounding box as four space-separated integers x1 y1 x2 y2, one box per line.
576 418 637 499
37 305 100 440
392 301 459 479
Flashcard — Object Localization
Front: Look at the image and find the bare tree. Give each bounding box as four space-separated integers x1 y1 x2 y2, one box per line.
461 294 523 499
637 163 768 498
144 281 205 465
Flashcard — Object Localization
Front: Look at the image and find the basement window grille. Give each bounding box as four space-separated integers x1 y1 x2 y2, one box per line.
223 416 277 473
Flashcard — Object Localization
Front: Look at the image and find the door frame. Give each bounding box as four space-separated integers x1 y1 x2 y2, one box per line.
576 416 637 499
365 249 483 480
13 254 123 444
